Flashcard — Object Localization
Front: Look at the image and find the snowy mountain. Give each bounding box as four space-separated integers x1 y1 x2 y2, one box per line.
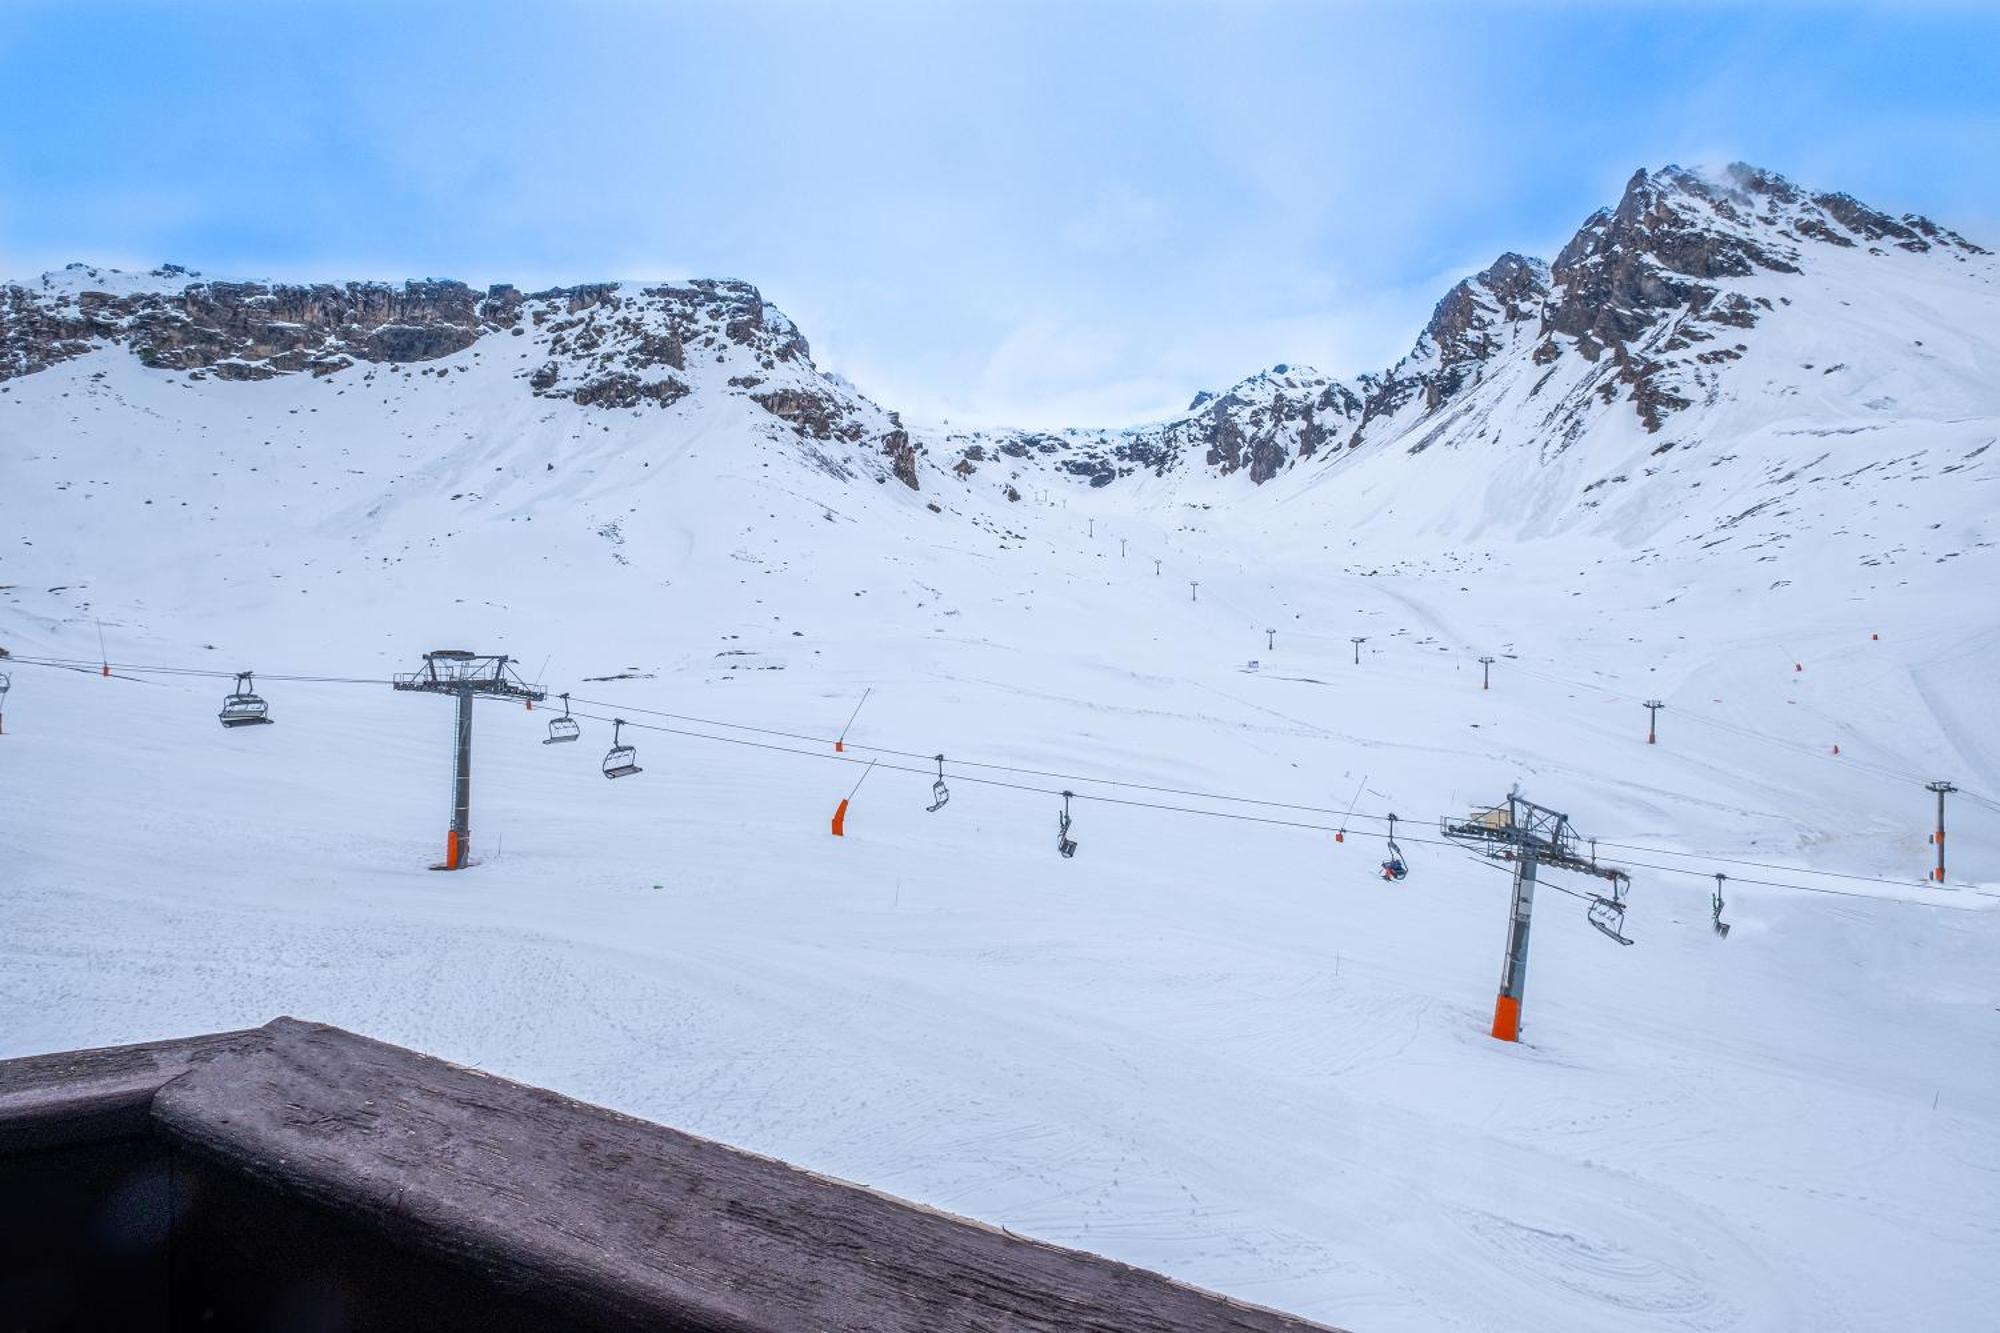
1 264 924 488
4 164 1998 1333
7 160 1992 543
941 163 1996 516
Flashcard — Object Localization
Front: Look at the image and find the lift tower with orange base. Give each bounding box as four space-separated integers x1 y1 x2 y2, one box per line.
393 651 546 870
1442 792 1633 1042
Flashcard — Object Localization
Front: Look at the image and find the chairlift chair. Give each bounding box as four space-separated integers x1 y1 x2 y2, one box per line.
1379 811 1408 881
218 672 273 728
602 718 642 779
926 754 950 813
1587 894 1635 946
544 692 580 745
1056 791 1078 858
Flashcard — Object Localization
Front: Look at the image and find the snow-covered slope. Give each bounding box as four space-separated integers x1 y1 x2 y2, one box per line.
3 164 1998 1333
2 263 925 489
940 165 1998 552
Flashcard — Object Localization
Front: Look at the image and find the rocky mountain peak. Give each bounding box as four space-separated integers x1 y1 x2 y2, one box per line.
1340 251 1551 449
1413 252 1550 394
0 266 923 490
1546 162 1985 359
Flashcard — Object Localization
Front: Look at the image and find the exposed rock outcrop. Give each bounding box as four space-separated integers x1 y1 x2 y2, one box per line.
0 265 920 491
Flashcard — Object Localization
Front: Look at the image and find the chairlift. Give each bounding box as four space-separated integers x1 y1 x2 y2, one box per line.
926 753 949 813
217 671 273 728
544 692 580 745
1587 893 1634 946
1056 790 1078 858
1379 812 1408 881
1711 873 1731 939
602 718 642 779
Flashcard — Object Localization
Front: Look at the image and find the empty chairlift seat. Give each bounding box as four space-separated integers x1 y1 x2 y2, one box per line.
602 718 642 779
218 672 273 728
544 692 580 745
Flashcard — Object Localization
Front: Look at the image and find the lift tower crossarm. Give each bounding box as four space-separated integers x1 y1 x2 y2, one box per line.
1441 792 1633 1043
392 651 546 870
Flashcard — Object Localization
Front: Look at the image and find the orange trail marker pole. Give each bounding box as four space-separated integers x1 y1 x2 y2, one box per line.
834 687 872 753
831 759 877 837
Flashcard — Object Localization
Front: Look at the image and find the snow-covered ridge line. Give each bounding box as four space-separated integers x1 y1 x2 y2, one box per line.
0 266 923 489
944 161 1993 495
3 160 1992 507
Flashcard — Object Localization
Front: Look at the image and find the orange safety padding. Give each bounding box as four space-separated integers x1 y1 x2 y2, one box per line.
1491 994 1521 1042
1933 867 1945 882
445 828 461 870
1334 831 1344 843
100 664 110 677
835 739 844 753
831 798 849 837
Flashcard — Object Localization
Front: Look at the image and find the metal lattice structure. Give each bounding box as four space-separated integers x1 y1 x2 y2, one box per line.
1441 791 1632 1042
392 651 545 870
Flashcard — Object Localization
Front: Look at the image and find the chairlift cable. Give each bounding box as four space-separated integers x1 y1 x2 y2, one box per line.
546 693 1998 885
11 648 1993 899
541 703 1980 909
19 649 2000 816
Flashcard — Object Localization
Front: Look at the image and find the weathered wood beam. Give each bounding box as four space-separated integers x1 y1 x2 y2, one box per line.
4 1018 1342 1332
0 1028 252 1152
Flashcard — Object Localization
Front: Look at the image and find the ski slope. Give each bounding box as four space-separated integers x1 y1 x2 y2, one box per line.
4 306 2000 1332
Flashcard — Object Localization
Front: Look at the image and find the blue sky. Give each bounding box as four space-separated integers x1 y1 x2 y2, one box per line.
3 1 1995 428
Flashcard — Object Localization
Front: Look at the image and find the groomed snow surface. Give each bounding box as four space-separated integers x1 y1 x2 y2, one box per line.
3 343 1998 1332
